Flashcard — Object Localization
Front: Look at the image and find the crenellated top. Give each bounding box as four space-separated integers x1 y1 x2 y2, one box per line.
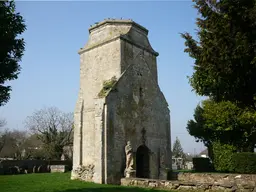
78 18 159 56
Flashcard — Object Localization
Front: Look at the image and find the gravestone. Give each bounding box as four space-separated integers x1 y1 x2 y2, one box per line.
50 165 67 173
71 19 172 184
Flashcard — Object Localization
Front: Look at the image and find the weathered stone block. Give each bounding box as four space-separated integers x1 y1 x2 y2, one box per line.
125 169 136 178
159 168 170 180
50 165 68 173
120 176 256 192
72 165 95 182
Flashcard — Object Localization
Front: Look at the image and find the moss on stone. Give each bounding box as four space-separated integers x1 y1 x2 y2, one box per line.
98 76 117 98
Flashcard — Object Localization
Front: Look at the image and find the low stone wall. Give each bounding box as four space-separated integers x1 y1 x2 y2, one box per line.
177 172 256 187
121 172 256 191
0 160 72 175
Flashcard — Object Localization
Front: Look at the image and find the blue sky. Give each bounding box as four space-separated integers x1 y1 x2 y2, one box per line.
0 1 205 154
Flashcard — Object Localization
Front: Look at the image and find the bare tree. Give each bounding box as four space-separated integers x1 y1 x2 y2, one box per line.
0 119 41 159
25 107 73 160
0 129 29 159
0 119 7 154
10 130 28 159
21 134 44 159
0 119 6 128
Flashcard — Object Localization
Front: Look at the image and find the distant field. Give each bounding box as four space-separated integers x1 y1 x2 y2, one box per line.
0 172 166 192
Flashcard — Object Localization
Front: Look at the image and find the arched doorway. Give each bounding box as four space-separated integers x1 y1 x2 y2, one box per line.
136 145 150 178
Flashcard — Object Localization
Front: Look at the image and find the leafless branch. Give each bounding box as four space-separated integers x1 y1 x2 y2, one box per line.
0 119 6 128
0 119 8 154
24 107 74 159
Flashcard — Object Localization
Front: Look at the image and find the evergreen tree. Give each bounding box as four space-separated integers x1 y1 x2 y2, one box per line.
172 137 185 158
0 1 26 106
187 99 256 152
182 0 256 151
181 0 256 109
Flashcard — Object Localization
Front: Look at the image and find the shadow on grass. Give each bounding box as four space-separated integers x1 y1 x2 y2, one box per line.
55 187 164 192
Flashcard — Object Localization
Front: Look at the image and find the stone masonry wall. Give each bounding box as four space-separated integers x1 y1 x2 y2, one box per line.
121 41 158 83
72 21 135 183
177 172 256 185
121 173 256 192
72 19 171 185
105 47 171 184
72 39 122 183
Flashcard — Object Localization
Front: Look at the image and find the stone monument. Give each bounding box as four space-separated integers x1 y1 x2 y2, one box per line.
71 18 172 184
124 141 136 178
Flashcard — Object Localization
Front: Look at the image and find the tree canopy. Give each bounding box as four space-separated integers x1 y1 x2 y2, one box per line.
186 103 212 147
187 99 256 152
0 0 26 106
181 0 256 109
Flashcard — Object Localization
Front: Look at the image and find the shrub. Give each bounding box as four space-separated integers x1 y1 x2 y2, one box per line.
192 157 213 172
212 141 237 172
230 152 256 174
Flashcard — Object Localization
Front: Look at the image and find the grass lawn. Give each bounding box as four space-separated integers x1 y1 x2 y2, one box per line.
0 172 166 192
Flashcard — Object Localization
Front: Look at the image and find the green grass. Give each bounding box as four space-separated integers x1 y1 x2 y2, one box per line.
0 172 166 192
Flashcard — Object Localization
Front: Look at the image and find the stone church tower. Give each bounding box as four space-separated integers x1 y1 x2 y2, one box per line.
71 19 172 184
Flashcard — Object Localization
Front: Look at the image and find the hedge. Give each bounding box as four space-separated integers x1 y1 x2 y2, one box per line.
212 141 237 172
192 157 213 172
230 152 256 174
